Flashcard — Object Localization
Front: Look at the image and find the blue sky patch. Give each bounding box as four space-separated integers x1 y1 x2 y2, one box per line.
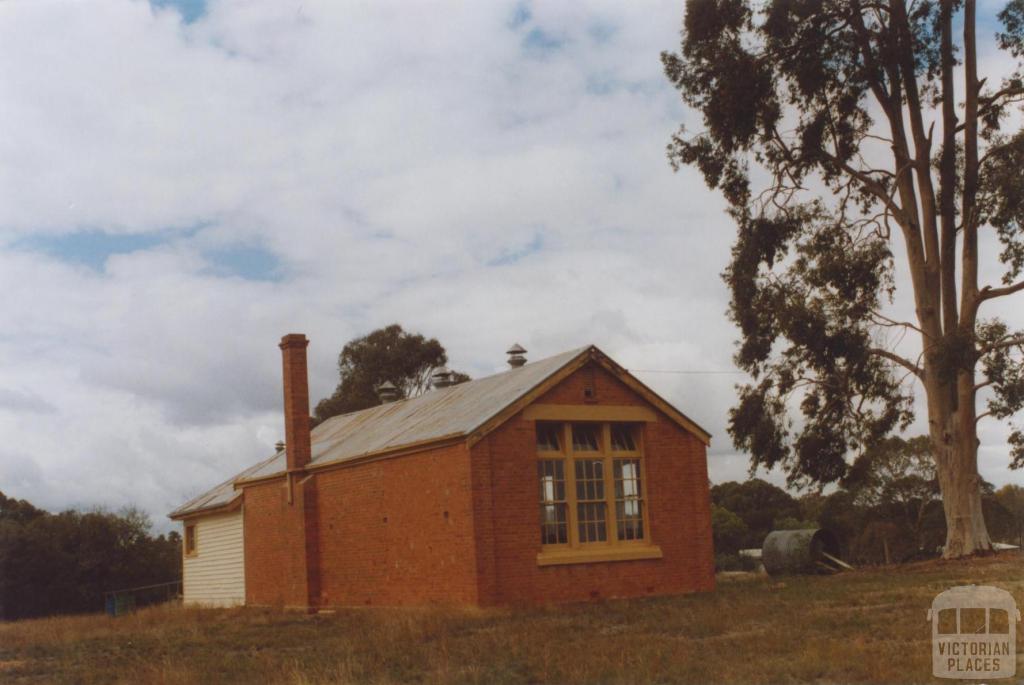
586 72 617 95
522 27 565 56
508 2 531 29
588 21 617 44
203 245 282 282
150 0 207 23
486 231 544 267
15 230 173 271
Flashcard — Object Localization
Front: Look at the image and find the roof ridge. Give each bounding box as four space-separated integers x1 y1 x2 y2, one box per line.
315 345 591 428
170 343 719 521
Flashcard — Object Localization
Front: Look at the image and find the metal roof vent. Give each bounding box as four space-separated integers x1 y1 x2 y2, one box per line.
507 343 527 368
431 366 454 389
275 440 285 454
376 381 399 404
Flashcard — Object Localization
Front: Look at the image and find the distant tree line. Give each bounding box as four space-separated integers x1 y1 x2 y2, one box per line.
712 437 1024 570
0 491 180 620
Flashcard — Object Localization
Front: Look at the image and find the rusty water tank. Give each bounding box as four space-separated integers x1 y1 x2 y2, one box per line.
762 528 842 575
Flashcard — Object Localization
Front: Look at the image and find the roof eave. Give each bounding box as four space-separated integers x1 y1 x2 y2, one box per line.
167 492 243 521
234 432 469 486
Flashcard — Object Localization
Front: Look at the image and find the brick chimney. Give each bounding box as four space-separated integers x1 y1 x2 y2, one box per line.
279 333 312 472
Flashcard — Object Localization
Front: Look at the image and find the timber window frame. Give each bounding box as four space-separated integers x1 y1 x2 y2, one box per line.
536 420 662 566
184 523 197 557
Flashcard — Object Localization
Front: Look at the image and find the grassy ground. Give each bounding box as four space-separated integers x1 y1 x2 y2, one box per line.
1 553 1022 684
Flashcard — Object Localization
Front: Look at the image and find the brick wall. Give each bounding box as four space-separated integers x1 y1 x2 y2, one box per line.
470 361 715 605
314 442 478 605
242 360 714 608
243 477 316 608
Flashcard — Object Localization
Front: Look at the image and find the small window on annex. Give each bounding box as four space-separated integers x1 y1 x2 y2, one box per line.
184 524 197 556
535 421 648 549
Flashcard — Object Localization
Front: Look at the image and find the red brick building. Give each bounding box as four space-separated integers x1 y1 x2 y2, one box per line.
170 336 715 608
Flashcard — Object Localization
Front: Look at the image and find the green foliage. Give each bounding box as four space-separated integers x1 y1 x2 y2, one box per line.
0 493 180 620
710 504 748 554
774 517 817 531
0 490 45 524
663 1 1024 496
313 324 470 426
993 484 1024 545
711 479 800 548
843 436 937 506
977 320 1024 467
714 437 963 564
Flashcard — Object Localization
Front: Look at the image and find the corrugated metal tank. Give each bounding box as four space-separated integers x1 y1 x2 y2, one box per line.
182 510 245 607
761 528 840 575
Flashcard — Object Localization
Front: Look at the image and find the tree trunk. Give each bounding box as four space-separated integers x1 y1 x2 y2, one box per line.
929 373 992 558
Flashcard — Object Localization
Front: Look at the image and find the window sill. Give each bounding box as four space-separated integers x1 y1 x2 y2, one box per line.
536 545 663 567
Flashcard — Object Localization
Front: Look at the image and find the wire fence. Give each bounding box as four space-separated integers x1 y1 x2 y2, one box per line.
103 580 182 617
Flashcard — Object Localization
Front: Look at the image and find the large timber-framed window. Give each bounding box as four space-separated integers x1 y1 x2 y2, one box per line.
536 421 662 565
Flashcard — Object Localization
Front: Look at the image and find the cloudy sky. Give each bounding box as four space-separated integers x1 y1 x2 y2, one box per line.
0 0 1021 533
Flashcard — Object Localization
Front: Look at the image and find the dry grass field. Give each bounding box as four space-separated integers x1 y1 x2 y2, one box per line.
1 553 1022 684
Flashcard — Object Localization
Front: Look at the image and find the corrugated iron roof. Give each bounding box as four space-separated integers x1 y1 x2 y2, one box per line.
168 450 282 519
171 346 587 518
170 344 712 519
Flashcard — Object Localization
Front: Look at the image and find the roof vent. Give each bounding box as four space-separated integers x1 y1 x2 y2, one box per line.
275 440 285 454
507 343 527 368
376 380 399 404
431 366 454 389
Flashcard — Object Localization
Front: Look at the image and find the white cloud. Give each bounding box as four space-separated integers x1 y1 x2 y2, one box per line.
0 0 1020 532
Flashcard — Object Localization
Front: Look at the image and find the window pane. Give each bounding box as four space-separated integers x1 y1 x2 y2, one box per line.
961 608 987 634
614 460 642 498
937 608 957 634
991 608 1009 634
538 460 566 502
614 458 644 541
572 424 600 451
615 501 644 540
577 502 608 543
575 459 605 501
536 423 562 451
540 503 568 544
537 460 567 545
610 424 637 451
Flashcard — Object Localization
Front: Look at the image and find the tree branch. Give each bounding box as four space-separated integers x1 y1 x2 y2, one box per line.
869 347 923 378
979 280 1024 302
870 310 925 335
955 84 1024 134
979 336 1024 356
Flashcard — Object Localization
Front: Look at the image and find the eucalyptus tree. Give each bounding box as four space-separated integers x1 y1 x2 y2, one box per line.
313 324 469 425
663 0 1024 556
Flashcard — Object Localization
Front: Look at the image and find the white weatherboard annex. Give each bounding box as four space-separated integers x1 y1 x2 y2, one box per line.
182 510 245 607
